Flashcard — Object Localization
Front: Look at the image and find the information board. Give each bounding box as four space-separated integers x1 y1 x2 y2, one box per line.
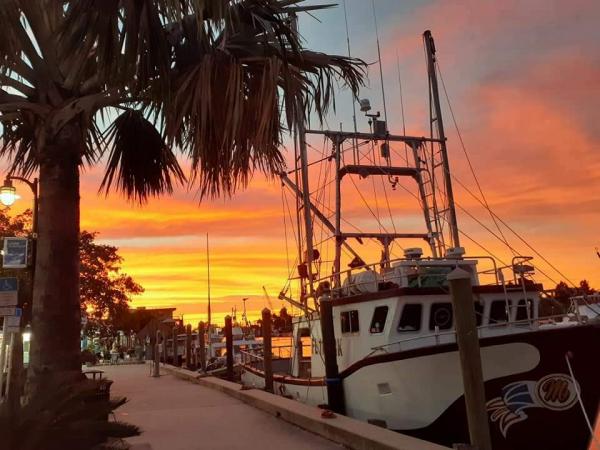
2 237 28 269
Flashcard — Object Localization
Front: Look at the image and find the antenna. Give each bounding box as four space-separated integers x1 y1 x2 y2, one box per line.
371 0 388 128
343 0 359 163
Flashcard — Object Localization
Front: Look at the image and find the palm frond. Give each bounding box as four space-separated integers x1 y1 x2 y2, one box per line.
0 111 39 177
100 110 186 203
1 0 366 203
158 0 366 198
60 0 172 94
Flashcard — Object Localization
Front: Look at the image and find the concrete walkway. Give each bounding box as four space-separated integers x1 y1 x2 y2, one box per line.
102 364 342 450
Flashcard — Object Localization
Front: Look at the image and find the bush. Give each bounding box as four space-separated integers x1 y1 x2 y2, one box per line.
0 379 140 450
81 349 98 366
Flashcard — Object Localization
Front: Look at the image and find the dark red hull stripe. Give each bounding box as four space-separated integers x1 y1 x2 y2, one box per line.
242 364 326 387
338 321 597 379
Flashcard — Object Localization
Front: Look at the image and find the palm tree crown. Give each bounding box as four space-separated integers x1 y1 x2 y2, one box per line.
0 0 365 199
0 0 366 395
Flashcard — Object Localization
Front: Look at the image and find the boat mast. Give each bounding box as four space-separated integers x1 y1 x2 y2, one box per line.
291 14 316 303
423 30 460 250
206 233 212 358
333 135 343 288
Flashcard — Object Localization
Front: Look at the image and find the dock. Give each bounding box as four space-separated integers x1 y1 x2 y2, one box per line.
102 364 450 450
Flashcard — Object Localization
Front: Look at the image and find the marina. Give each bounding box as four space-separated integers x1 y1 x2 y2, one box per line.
0 1 598 449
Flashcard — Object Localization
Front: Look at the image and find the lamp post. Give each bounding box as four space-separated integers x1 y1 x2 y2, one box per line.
0 176 39 408
0 176 39 236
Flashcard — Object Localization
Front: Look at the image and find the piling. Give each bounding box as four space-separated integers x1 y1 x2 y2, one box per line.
261 308 273 393
225 316 234 381
172 325 178 367
447 268 492 450
185 324 193 370
198 321 206 371
320 292 345 414
152 330 160 377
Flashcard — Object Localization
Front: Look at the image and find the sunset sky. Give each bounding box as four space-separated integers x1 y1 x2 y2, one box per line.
5 0 600 325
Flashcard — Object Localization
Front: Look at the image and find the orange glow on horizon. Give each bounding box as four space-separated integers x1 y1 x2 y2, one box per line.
2 1 599 326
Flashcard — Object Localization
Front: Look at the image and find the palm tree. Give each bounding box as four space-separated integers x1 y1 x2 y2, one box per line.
0 0 365 393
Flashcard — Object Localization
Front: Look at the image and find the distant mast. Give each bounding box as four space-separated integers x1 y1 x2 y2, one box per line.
206 233 212 357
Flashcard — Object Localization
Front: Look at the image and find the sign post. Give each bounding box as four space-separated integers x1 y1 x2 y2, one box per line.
0 278 18 400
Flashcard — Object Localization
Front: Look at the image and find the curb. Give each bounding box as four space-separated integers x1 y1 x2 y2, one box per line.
160 364 450 450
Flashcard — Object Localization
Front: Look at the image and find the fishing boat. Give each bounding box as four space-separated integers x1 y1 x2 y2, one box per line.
240 29 600 450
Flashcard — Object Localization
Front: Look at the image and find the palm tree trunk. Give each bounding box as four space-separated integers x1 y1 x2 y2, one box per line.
27 124 82 393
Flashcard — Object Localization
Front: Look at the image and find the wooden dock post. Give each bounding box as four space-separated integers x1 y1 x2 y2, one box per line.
225 316 234 381
153 330 161 377
320 292 345 414
172 325 178 366
198 321 206 371
261 308 273 393
185 324 192 370
448 268 492 450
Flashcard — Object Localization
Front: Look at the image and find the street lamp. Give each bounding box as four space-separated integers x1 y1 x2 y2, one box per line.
0 175 38 407
0 180 18 207
0 176 39 236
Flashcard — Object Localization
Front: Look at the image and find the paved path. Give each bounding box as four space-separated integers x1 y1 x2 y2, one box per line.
101 364 342 450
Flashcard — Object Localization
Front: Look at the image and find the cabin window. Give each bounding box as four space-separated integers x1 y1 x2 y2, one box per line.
398 304 422 332
370 306 389 334
515 299 534 324
429 303 453 330
341 310 359 333
489 300 509 325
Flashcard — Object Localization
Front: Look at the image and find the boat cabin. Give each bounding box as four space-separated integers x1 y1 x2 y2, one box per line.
288 254 542 378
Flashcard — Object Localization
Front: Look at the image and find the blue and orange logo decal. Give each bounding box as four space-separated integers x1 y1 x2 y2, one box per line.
486 373 578 437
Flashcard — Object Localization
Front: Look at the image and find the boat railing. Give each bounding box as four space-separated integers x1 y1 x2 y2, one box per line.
310 254 537 298
240 349 264 369
367 313 582 357
240 342 312 370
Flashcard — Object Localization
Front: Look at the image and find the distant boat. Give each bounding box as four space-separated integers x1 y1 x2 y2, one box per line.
241 29 600 450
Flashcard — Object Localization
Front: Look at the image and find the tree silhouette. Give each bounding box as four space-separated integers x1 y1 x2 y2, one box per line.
79 231 144 338
0 209 143 336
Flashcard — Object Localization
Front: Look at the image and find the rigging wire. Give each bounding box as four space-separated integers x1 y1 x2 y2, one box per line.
281 187 300 297
396 51 409 162
281 186 295 298
371 0 388 124
343 0 359 163
565 353 600 449
420 46 575 287
436 62 515 255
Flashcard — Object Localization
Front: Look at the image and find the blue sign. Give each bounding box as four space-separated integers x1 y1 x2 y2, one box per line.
0 278 17 292
3 238 28 269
